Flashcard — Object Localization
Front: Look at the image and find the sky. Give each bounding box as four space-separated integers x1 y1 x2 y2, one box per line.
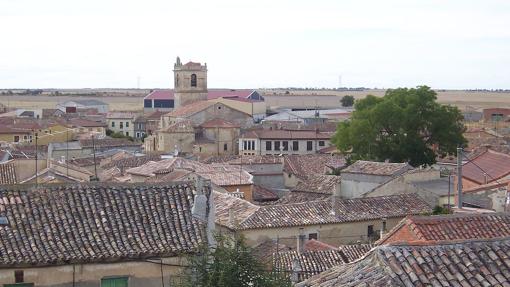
1 0 510 89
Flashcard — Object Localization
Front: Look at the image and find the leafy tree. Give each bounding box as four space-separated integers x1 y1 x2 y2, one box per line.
179 235 291 287
340 95 355 107
332 86 466 166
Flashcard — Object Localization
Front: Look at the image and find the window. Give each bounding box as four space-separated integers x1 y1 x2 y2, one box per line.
251 140 255 150
125 132 129 137
13 136 20 142
266 141 272 151
120 122 123 129
319 141 325 147
367 225 374 239
136 132 140 138
274 141 280 151
15 270 24 283
243 140 247 150
101 277 128 287
126 122 129 127
154 99 174 108
308 233 318 240
191 74 197 87
224 143 228 151
282 141 289 151
111 121 115 128
144 99 152 108
306 141 313 151
292 141 299 151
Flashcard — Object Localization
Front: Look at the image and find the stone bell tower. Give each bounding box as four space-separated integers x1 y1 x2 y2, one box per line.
173 56 208 108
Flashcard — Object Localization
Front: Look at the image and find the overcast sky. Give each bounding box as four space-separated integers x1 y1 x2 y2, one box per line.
1 0 510 89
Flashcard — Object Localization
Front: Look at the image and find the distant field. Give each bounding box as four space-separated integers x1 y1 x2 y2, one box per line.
0 95 142 111
1 89 510 112
262 89 510 110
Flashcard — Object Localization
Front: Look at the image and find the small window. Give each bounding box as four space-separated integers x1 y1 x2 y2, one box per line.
266 141 272 151
191 74 197 87
101 276 128 287
367 225 374 239
125 132 129 137
15 270 24 283
126 122 129 127
136 132 140 138
282 141 289 151
111 122 115 128
120 122 123 129
308 233 318 240
13 136 20 142
243 140 247 150
306 141 313 151
224 143 228 151
292 141 299 151
319 141 325 147
274 141 280 151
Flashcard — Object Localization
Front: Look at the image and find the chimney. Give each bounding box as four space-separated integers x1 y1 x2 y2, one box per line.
457 147 463 209
331 195 338 216
297 227 305 255
290 258 302 284
380 217 387 239
192 176 216 247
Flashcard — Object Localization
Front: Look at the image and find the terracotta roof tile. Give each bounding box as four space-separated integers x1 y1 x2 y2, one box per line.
299 238 510 287
304 239 337 251
338 244 374 263
380 213 510 245
219 194 431 230
293 175 341 194
272 192 331 205
200 118 239 128
342 160 411 176
164 101 215 118
284 155 346 179
0 182 204 267
252 185 279 202
0 161 17 185
462 149 510 184
101 154 162 171
274 250 346 281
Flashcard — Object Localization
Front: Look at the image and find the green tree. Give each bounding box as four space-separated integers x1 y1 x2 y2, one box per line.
332 86 466 166
340 95 355 107
179 236 290 287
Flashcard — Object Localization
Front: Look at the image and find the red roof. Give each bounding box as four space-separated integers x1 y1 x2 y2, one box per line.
462 149 510 184
200 118 239 128
379 213 510 245
144 89 259 102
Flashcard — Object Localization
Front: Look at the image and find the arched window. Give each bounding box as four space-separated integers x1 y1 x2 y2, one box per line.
190 74 197 87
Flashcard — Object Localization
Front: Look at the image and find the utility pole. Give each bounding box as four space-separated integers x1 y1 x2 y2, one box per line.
456 147 463 209
92 134 98 181
35 132 38 186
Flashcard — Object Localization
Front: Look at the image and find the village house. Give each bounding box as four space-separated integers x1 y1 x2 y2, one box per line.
364 168 453 208
283 154 345 188
377 213 510 245
225 155 285 190
193 118 240 156
339 160 412 199
68 118 107 139
461 181 509 211
483 107 510 122
133 115 147 140
0 181 214 287
106 112 137 137
155 120 195 154
239 129 334 156
0 118 72 145
56 99 109 113
460 149 510 189
214 192 431 248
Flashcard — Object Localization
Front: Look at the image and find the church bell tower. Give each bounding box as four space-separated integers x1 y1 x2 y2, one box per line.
173 56 208 108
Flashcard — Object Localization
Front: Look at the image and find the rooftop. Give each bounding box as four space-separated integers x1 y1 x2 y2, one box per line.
200 118 239 128
0 161 17 185
462 149 510 184
293 175 341 195
216 193 431 230
299 238 510 287
341 160 411 176
283 154 346 180
379 213 510 245
0 182 204 267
